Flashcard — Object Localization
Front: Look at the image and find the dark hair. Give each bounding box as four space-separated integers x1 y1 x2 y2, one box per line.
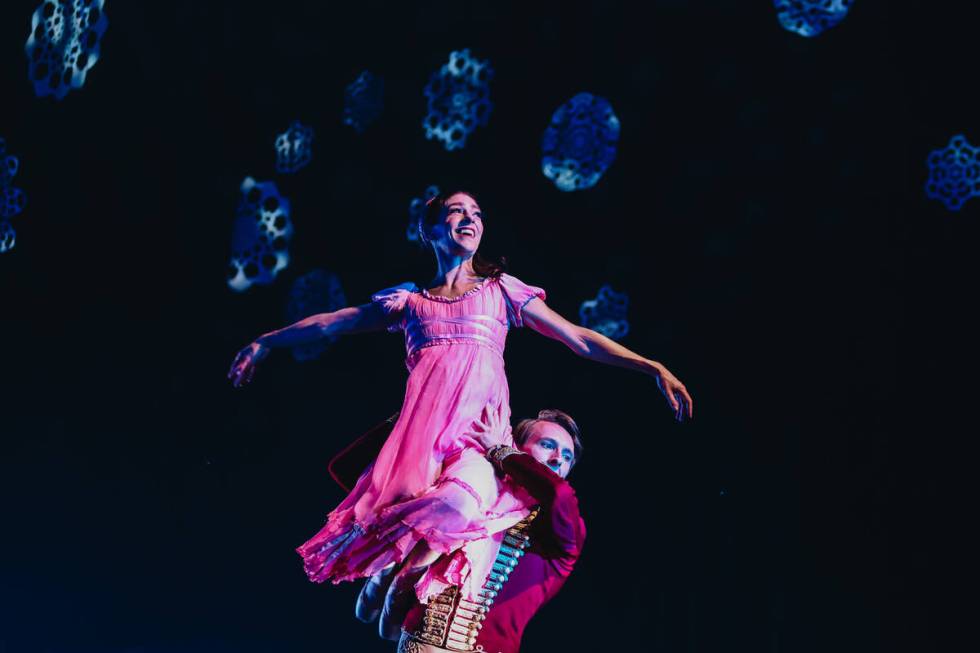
419 190 506 278
513 409 584 468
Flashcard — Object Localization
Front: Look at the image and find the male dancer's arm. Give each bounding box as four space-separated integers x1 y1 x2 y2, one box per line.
328 413 398 492
494 453 586 571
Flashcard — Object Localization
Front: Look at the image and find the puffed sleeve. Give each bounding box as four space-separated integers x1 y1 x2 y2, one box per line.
497 273 547 328
371 282 417 333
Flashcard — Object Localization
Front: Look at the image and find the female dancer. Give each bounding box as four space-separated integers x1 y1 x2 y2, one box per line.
227 191 693 629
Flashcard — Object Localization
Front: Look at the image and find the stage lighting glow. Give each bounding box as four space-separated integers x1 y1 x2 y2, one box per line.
406 184 440 243
774 0 854 38
542 93 620 192
343 71 384 133
285 269 348 361
275 121 314 174
24 0 108 100
227 177 293 292
579 285 630 340
925 134 980 211
0 138 25 254
423 49 493 151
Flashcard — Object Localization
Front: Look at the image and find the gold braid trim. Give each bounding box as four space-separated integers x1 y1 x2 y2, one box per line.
486 445 523 469
416 508 540 651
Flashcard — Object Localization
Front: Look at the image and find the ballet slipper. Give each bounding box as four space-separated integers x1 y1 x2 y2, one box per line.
355 566 396 623
379 564 428 641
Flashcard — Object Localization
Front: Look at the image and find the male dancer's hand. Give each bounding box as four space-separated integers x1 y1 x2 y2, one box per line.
227 341 270 387
464 403 512 451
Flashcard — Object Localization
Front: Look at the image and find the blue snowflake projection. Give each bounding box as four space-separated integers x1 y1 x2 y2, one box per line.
579 285 630 340
541 93 621 192
227 177 293 292
423 49 493 151
1 139 26 254
774 0 854 38
24 0 108 100
274 121 314 174
0 221 15 254
406 184 440 243
343 71 384 133
285 269 348 361
925 134 980 211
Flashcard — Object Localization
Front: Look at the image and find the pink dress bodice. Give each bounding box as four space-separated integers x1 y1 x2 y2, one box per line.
375 275 538 369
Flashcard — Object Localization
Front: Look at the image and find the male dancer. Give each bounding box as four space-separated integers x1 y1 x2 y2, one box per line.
327 408 586 653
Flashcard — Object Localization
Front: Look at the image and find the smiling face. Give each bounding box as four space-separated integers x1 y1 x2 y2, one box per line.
519 421 576 479
427 192 484 256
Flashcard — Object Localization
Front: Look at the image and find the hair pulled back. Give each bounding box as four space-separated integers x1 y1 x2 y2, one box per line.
418 190 506 278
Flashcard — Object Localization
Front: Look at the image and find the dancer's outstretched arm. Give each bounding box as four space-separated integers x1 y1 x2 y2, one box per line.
227 302 388 387
523 299 694 421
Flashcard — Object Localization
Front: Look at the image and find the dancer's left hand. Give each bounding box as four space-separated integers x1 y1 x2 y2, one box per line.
464 403 512 451
654 364 694 422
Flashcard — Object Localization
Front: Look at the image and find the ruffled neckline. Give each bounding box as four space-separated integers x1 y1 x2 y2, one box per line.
418 277 493 303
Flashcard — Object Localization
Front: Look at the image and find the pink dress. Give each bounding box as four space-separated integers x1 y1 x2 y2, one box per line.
296 273 546 601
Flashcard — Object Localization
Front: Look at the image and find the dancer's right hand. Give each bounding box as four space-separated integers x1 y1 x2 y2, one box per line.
228 341 270 387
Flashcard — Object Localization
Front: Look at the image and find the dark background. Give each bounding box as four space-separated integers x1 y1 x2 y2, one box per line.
1 1 976 651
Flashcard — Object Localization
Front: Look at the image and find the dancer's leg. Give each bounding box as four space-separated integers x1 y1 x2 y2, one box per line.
400 539 442 570
378 448 513 639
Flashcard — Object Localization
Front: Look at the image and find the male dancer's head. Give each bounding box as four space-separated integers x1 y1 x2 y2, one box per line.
511 409 583 479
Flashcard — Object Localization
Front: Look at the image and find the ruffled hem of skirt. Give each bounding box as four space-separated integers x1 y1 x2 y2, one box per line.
296 496 493 585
